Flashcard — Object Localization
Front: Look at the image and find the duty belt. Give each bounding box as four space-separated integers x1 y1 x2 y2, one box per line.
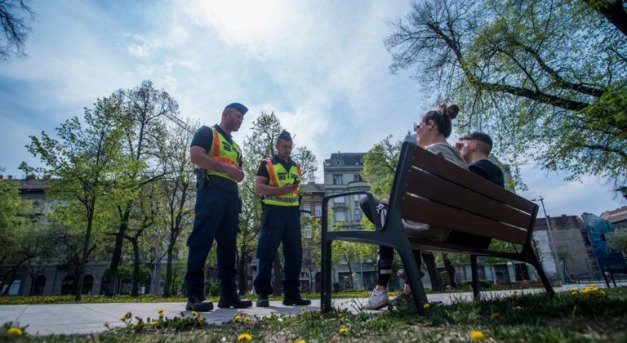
264 195 299 204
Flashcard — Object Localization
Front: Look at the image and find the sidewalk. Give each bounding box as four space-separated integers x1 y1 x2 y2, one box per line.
0 283 617 336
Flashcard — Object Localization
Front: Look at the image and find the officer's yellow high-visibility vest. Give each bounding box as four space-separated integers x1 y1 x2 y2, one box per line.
262 159 302 207
206 127 242 182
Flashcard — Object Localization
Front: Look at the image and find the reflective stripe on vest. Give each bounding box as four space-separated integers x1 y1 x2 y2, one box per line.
206 127 241 182
262 159 301 207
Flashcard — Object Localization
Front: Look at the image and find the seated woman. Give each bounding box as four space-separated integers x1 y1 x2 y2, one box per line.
362 103 467 310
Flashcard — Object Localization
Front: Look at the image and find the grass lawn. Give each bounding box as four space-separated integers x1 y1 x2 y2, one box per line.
2 285 626 342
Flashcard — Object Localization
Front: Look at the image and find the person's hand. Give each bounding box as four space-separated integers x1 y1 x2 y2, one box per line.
278 184 297 194
225 165 244 182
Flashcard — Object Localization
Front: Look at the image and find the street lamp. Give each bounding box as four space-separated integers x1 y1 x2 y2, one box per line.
532 196 566 285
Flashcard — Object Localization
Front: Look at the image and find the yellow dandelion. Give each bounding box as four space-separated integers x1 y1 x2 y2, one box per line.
119 315 127 321
237 333 253 341
244 316 251 323
151 320 159 326
339 326 349 334
191 311 199 317
423 303 430 309
234 314 242 321
470 330 485 340
7 327 23 336
157 308 165 315
294 339 306 343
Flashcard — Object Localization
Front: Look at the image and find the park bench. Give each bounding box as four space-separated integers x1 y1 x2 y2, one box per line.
320 141 555 315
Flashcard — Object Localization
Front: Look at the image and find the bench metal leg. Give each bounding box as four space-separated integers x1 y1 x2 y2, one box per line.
522 246 555 295
470 255 480 300
398 248 429 315
321 239 333 312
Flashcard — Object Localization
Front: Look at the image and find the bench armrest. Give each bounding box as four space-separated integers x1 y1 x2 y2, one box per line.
321 191 381 235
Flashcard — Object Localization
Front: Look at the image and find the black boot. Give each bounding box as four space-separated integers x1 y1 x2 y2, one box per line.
217 296 253 309
186 296 213 312
283 296 311 306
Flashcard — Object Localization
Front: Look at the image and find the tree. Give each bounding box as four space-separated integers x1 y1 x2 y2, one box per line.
153 119 197 296
386 0 627 190
361 135 401 198
105 80 180 296
0 0 36 61
0 174 41 294
26 95 129 301
606 228 627 254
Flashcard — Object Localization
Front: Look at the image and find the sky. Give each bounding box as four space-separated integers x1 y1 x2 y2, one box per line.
0 0 624 217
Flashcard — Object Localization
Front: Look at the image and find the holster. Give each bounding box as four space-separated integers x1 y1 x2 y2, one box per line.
194 168 207 190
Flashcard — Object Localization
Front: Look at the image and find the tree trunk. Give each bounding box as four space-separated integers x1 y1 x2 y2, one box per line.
422 252 444 291
106 204 132 295
130 236 141 296
163 246 174 297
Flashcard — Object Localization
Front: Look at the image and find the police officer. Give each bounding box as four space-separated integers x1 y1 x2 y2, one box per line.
185 102 252 312
254 130 311 307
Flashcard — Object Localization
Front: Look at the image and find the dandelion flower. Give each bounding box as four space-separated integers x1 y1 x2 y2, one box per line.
119 316 127 321
470 330 485 340
192 311 199 317
237 333 252 341
244 316 251 323
7 327 22 336
339 326 349 334
423 303 430 309
234 314 242 321
157 308 165 315
294 339 306 343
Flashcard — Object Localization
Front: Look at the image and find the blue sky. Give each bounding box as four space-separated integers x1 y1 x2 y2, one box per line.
0 0 624 217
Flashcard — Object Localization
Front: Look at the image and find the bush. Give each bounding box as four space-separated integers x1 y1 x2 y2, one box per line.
204 281 219 296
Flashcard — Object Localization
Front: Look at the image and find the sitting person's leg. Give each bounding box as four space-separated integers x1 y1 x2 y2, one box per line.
360 197 393 309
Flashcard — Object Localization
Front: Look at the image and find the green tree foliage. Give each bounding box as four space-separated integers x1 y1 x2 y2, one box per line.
606 228 627 254
386 0 626 190
26 95 130 300
0 175 41 294
0 0 36 61
153 119 197 296
361 135 401 199
105 80 181 296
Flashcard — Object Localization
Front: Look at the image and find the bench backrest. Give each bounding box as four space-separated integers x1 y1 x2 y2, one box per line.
388 142 538 246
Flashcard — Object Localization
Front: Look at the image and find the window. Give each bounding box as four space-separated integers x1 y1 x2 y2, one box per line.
304 225 312 239
303 205 311 217
333 174 343 185
334 196 345 204
314 206 321 217
335 210 346 222
354 209 361 221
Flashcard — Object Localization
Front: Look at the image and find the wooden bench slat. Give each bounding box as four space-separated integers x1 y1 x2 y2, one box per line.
400 196 529 245
405 167 533 229
410 148 536 213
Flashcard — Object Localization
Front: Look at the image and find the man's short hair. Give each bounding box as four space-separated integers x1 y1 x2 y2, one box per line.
277 130 292 143
459 132 493 154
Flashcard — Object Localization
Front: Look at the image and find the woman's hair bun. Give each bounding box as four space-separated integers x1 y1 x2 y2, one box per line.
440 103 459 119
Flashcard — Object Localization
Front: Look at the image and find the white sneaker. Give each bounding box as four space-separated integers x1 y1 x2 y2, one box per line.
363 289 390 310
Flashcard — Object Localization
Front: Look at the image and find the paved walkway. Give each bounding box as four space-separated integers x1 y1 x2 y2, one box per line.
0 283 619 336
